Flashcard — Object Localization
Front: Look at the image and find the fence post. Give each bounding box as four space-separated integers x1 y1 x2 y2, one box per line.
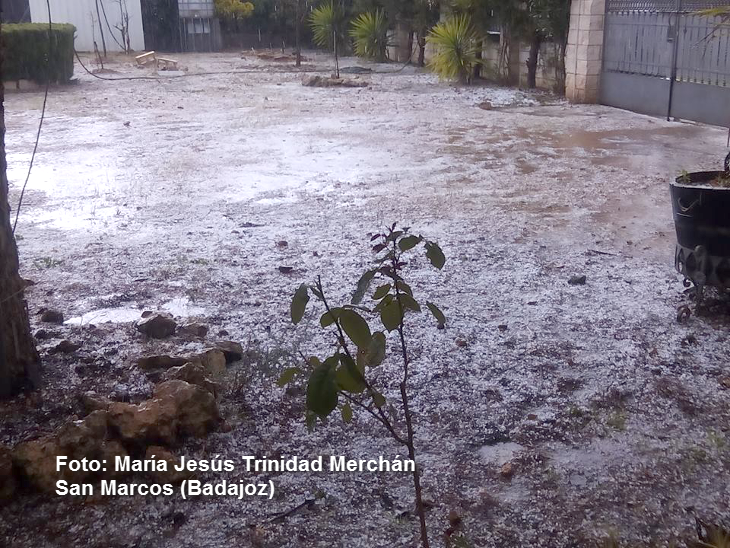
666 0 682 121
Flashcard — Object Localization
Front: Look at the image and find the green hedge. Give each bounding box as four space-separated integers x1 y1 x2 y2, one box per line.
2 23 76 83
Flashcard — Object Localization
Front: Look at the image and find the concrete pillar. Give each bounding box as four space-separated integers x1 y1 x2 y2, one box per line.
565 0 605 103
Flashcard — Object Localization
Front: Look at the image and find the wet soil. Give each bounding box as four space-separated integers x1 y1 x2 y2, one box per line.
1 51 729 548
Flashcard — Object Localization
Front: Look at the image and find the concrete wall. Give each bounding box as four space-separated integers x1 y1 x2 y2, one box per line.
565 0 605 102
29 0 145 52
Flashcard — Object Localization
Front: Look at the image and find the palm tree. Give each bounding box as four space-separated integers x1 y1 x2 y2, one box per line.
310 0 347 77
350 10 390 62
427 14 480 84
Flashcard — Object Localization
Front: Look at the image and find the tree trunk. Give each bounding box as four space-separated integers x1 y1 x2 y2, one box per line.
406 30 414 64
473 39 483 80
526 31 542 89
295 0 302 67
555 39 567 94
0 20 41 399
417 31 426 67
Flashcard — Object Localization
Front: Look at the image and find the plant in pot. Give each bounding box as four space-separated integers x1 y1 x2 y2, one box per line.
671 151 730 309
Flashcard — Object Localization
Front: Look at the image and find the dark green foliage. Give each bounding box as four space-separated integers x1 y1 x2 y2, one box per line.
349 10 390 61
1 23 76 84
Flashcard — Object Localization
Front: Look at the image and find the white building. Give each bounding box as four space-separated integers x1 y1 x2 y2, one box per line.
29 0 145 52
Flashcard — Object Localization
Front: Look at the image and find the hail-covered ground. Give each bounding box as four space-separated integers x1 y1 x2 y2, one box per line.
1 51 729 548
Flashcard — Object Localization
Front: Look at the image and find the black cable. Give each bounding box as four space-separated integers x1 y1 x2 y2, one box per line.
12 0 51 234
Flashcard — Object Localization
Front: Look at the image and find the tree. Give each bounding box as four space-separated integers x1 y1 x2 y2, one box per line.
526 0 570 90
215 0 255 20
427 14 480 84
350 10 390 62
412 0 439 67
0 25 41 399
310 0 348 77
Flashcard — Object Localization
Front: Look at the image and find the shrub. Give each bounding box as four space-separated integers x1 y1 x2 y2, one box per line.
349 10 390 62
1 23 76 84
284 224 447 548
427 15 479 84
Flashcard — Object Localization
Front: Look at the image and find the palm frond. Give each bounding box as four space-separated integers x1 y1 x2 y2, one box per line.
427 14 480 83
309 1 344 49
349 10 390 61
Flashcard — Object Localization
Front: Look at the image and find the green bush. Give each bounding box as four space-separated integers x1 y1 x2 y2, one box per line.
2 23 76 83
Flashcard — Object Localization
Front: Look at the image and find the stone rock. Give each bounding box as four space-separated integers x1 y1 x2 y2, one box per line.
108 380 220 446
137 355 187 371
40 309 64 324
50 339 81 354
162 362 220 397
500 462 514 479
12 437 60 493
719 377 730 390
35 329 54 340
214 341 244 364
568 275 587 286
56 410 108 448
79 391 112 413
136 314 177 339
145 446 192 484
0 445 16 500
194 349 227 378
179 323 208 338
302 75 368 88
13 411 127 493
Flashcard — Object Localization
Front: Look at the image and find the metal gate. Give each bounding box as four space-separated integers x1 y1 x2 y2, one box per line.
600 0 730 128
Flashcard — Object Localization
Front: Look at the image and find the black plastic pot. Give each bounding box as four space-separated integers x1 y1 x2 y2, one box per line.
670 157 730 290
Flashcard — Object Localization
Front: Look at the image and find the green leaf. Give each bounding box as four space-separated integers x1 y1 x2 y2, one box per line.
426 302 446 327
306 410 317 432
398 235 421 251
291 284 310 324
399 294 421 312
380 300 403 332
277 367 300 387
365 331 386 366
336 355 366 393
396 280 413 296
386 230 404 242
374 293 393 312
372 284 391 300
339 309 372 348
341 403 353 423
320 307 342 328
307 363 338 417
336 367 365 393
425 242 446 270
372 392 386 408
352 269 378 305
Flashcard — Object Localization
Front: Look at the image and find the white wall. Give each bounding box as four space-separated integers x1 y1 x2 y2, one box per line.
29 0 145 52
